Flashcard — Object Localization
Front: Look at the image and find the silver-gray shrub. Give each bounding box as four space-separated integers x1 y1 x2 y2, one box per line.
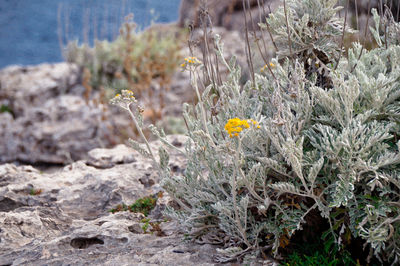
113 0 400 264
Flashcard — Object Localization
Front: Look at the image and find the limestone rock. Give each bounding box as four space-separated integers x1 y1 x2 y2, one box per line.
0 63 80 117
86 144 137 169
0 136 219 265
0 208 218 266
0 63 129 164
0 94 119 164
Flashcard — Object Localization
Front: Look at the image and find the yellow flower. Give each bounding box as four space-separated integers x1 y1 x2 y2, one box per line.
250 119 261 129
115 89 136 100
224 118 253 138
125 90 135 98
260 62 276 72
181 56 202 69
224 118 261 138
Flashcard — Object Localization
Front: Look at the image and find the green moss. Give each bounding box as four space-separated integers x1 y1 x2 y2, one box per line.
29 188 43 196
109 195 157 216
128 196 157 216
0 104 14 116
108 203 129 214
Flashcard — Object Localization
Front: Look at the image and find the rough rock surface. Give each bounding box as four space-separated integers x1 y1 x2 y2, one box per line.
0 95 112 164
0 63 133 164
0 135 231 265
0 63 80 117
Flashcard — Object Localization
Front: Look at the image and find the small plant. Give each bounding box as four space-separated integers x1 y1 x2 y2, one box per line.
139 218 165 235
109 193 158 216
0 104 14 116
140 218 151 233
129 195 157 217
108 203 129 214
29 188 43 196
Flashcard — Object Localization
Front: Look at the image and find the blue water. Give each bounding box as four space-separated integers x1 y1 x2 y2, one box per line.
0 0 181 68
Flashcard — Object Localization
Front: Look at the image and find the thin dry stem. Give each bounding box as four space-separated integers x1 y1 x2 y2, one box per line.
257 0 274 57
261 1 279 52
335 0 349 70
242 0 256 85
350 0 372 74
355 0 360 42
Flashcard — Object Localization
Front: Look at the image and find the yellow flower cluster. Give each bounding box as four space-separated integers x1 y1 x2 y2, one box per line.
115 90 135 98
126 90 135 98
224 118 260 138
113 90 136 102
260 62 276 72
180 56 202 68
110 89 137 107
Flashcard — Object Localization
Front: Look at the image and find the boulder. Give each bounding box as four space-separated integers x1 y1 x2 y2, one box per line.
0 63 134 164
0 63 80 116
0 93 130 164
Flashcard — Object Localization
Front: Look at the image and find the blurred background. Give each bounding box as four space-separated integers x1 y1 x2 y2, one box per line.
0 0 181 68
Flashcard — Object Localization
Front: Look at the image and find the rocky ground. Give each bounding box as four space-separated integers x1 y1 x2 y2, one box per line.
0 135 223 265
0 134 276 265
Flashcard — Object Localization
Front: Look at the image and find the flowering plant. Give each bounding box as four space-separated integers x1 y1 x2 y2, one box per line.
113 0 400 264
